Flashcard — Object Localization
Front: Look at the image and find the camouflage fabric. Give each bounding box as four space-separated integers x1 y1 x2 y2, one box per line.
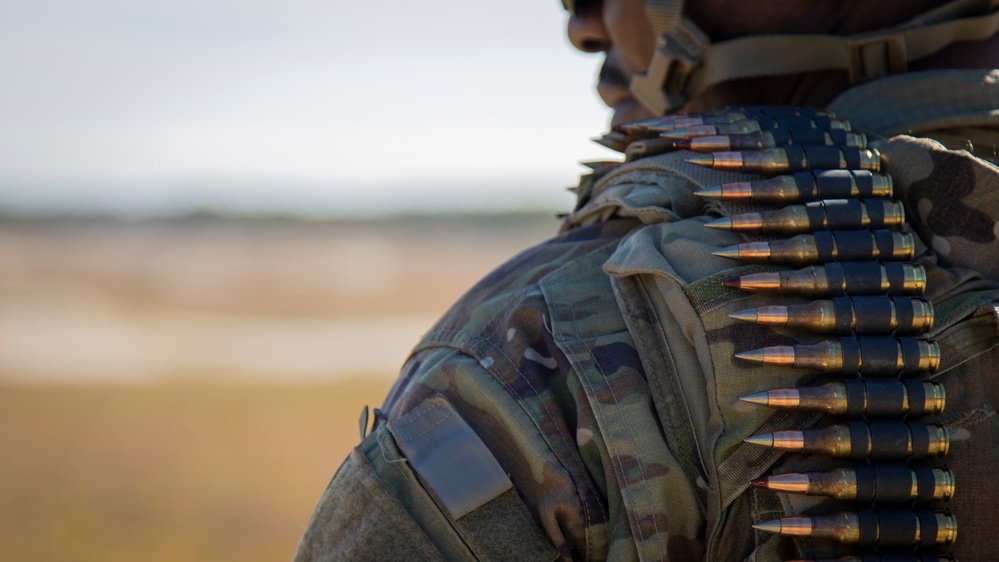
296 70 999 561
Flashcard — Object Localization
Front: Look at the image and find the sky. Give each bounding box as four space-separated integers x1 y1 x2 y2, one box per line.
0 0 619 217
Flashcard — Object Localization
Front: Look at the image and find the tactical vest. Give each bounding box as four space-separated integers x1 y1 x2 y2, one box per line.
550 106 999 560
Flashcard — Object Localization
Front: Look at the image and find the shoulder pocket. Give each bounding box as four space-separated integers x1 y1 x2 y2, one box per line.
295 396 557 562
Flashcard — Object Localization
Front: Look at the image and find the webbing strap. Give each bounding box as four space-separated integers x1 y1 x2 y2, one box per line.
689 8 999 97
644 0 684 35
632 0 999 115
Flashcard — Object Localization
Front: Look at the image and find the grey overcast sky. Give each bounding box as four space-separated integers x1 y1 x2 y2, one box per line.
0 0 617 216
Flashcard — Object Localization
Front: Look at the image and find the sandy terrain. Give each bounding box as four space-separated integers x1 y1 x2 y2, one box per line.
0 214 557 561
0 215 555 382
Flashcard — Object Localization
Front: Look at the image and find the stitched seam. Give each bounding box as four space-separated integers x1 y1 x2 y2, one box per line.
559 272 659 552
489 292 596 535
394 405 453 443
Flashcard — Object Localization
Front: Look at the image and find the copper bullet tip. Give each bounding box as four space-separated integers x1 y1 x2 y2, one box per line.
729 308 758 323
749 476 768 488
752 520 782 534
739 391 769 406
694 186 722 198
713 245 740 259
744 433 774 447
722 277 742 289
685 153 714 167
703 217 733 230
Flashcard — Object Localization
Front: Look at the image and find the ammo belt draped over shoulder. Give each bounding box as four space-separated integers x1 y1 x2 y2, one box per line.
604 106 958 562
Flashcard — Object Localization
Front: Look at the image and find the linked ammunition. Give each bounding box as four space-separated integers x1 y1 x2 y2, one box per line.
624 137 677 160
751 464 955 502
740 379 946 417
686 146 880 175
676 129 867 152
615 115 674 136
593 132 628 152
735 336 940 376
706 199 904 234
695 170 893 203
728 105 835 119
655 114 851 133
729 296 934 334
649 107 835 131
714 231 914 264
753 508 957 547
661 121 763 139
744 421 950 461
786 555 956 562
724 262 926 296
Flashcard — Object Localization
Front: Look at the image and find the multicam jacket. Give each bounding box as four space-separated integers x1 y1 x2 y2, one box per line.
295 70 999 561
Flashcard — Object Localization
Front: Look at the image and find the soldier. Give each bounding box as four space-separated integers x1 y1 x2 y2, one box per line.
296 1 999 560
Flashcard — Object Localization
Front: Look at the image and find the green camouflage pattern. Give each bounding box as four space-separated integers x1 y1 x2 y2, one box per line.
298 70 999 560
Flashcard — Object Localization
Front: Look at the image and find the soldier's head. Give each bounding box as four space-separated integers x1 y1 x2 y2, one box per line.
564 0 999 125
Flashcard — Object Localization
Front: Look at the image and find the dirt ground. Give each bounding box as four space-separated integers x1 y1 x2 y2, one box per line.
0 214 556 561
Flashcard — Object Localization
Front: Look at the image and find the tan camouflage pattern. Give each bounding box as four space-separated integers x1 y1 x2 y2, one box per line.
298 70 999 560
878 134 999 283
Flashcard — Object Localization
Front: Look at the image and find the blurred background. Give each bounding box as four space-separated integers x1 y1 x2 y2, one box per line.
0 0 617 560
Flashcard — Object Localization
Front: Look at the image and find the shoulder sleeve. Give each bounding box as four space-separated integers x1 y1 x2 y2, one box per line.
294 388 557 562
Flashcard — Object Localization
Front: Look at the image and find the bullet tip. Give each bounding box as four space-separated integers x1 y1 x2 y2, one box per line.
659 127 686 139
685 154 714 167
752 520 782 535
729 308 758 323
739 392 769 406
749 476 768 488
694 186 722 198
673 139 692 150
734 349 766 363
704 217 733 230
744 433 774 448
722 277 742 289
712 245 741 259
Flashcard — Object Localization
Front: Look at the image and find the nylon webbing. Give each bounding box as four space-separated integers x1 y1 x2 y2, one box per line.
644 0 684 35
686 8 999 97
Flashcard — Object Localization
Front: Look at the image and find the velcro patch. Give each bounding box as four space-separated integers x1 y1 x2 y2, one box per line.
389 396 512 519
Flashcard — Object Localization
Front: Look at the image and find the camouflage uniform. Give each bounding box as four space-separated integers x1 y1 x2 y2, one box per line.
295 69 999 561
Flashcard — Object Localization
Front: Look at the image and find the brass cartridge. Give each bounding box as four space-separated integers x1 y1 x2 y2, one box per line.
660 121 763 139
695 170 893 203
713 231 914 264
740 379 946 417
724 263 926 296
729 296 933 335
751 464 955 502
735 337 940 376
686 146 880 175
744 421 950 461
677 129 867 152
705 199 905 234
753 509 957 547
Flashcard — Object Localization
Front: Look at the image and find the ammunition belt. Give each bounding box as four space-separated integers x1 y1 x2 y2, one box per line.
604 106 958 561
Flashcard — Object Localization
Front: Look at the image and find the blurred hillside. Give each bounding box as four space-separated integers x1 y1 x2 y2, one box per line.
0 213 557 382
0 212 558 561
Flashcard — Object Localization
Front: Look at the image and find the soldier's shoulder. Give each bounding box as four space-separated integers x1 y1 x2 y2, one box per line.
428 218 641 339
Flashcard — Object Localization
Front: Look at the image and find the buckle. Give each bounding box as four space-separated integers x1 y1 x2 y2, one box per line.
847 33 908 82
629 18 708 115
